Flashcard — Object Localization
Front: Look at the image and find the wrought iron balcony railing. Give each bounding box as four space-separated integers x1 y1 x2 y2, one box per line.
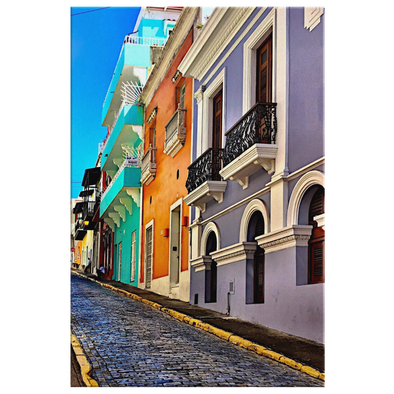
186 148 224 193
82 201 95 219
222 102 277 168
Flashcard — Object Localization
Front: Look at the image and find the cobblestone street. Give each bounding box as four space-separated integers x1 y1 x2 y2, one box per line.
71 274 323 387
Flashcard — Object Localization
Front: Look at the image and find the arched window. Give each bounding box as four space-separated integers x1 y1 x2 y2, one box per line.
205 231 217 303
246 211 265 304
308 186 325 284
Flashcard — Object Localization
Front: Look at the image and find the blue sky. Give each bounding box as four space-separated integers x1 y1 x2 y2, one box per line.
71 7 141 198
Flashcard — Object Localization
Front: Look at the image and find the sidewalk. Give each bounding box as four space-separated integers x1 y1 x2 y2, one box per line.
71 269 324 377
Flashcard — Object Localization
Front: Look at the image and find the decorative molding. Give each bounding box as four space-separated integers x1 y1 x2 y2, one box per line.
190 255 212 272
108 211 120 228
114 204 126 222
126 188 140 208
220 143 278 188
104 216 115 231
256 225 312 254
287 170 325 227
304 7 324 31
314 213 325 230
172 69 181 83
210 242 257 266
184 180 227 212
178 7 254 80
119 196 133 216
147 107 157 124
194 85 205 104
239 198 270 243
201 222 221 255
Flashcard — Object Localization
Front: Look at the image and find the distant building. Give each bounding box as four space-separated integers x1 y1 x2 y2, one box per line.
138 7 199 300
99 6 183 284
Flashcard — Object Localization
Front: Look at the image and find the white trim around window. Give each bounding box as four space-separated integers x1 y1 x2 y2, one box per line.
242 8 276 114
201 67 226 154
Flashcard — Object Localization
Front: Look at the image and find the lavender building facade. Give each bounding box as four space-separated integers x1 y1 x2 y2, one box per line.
180 7 325 344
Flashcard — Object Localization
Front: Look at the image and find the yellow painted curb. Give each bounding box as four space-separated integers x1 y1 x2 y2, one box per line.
300 365 321 379
249 343 267 354
164 308 189 322
185 317 202 326
195 321 212 331
279 356 303 371
207 326 233 341
229 335 253 349
259 349 284 362
71 332 99 387
72 271 325 382
141 299 163 310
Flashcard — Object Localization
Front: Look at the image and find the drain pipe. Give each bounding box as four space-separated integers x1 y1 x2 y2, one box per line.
226 291 230 316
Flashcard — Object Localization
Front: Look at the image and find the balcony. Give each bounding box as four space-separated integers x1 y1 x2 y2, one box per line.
164 107 187 157
184 148 227 212
101 105 143 176
220 102 278 189
73 201 96 240
74 219 86 241
102 35 166 127
141 146 157 186
100 162 141 219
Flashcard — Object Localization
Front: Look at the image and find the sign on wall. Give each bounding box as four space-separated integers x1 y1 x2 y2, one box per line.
126 156 140 166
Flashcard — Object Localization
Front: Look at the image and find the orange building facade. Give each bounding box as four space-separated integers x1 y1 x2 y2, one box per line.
139 9 198 300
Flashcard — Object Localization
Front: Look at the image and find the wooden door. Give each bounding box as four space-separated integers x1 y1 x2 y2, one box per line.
253 247 265 303
257 35 272 103
212 90 222 149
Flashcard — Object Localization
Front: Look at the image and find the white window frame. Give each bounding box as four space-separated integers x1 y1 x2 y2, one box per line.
242 8 276 114
200 67 226 155
144 219 154 289
242 7 288 177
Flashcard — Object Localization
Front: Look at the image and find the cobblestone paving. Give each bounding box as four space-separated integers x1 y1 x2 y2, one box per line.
71 274 324 387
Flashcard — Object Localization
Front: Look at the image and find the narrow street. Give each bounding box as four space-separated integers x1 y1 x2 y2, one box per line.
71 274 323 387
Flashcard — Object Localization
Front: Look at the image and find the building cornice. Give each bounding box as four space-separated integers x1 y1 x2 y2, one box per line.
255 225 313 254
178 7 254 80
210 242 257 267
139 7 199 106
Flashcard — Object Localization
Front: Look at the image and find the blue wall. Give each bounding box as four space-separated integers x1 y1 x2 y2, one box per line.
113 197 140 286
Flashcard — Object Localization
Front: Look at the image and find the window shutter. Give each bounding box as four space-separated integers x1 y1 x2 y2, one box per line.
309 187 324 224
308 187 325 284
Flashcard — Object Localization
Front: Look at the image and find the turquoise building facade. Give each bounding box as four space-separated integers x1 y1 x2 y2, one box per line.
99 7 182 285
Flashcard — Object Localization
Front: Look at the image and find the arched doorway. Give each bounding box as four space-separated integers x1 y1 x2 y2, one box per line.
205 231 218 303
247 210 265 303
